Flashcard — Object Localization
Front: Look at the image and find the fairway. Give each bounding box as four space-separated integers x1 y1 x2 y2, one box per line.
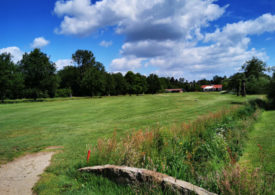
0 93 258 194
0 93 247 162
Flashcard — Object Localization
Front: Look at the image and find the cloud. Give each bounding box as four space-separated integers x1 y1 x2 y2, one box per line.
31 37 50 48
0 46 24 63
54 0 226 38
204 13 275 45
110 56 144 72
121 40 174 58
99 40 113 47
55 59 73 70
54 0 275 80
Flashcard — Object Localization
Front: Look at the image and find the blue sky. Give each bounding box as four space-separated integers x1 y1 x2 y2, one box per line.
0 0 275 80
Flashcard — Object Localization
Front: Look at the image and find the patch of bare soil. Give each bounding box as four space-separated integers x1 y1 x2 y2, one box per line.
0 147 62 195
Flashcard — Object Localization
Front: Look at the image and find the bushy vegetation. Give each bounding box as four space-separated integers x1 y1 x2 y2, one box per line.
86 100 271 193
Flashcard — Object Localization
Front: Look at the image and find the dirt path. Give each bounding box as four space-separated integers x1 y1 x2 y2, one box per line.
0 147 61 195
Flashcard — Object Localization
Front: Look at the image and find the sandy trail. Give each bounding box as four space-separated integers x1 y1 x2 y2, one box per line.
0 147 61 195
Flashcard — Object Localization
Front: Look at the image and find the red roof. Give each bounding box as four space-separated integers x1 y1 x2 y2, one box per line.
213 85 222 88
201 85 222 89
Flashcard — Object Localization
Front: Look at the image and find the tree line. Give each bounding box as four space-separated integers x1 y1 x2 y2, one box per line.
1 49 275 105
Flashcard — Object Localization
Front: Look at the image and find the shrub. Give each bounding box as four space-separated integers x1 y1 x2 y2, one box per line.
56 88 72 97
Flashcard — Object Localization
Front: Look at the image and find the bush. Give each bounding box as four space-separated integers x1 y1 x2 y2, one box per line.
246 76 270 94
56 88 72 97
23 88 49 99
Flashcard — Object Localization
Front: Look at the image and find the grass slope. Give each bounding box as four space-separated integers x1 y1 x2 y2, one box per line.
0 93 259 194
240 111 275 173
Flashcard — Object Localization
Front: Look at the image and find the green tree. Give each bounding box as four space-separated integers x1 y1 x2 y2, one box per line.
58 66 81 96
125 71 136 95
80 66 106 96
159 77 170 91
71 50 107 96
246 75 270 94
242 57 266 79
211 75 225 84
0 53 22 102
124 71 147 95
9 65 25 99
72 50 95 72
240 57 271 94
146 74 161 94
105 73 115 96
20 49 57 99
112 73 128 95
228 73 245 96
135 73 147 95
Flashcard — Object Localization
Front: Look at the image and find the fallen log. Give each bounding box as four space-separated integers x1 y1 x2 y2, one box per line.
79 165 216 195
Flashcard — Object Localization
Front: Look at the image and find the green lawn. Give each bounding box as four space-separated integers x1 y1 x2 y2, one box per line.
240 110 275 173
0 93 259 194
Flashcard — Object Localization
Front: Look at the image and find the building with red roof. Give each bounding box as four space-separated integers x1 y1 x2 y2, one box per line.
201 85 222 92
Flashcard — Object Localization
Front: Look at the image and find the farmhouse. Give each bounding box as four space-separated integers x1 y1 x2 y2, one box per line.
201 85 222 92
165 88 183 93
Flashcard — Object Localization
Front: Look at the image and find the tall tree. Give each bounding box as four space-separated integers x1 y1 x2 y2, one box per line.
72 50 95 68
212 75 225 84
20 49 57 99
242 57 266 79
81 66 106 96
72 50 96 76
105 73 115 96
125 71 136 95
0 53 24 102
135 73 147 95
71 50 107 96
228 73 245 96
146 74 161 94
112 73 128 95
58 66 81 96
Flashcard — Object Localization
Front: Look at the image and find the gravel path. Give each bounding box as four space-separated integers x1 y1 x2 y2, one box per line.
0 149 59 195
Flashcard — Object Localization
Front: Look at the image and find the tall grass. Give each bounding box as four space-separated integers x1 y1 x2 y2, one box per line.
83 100 271 193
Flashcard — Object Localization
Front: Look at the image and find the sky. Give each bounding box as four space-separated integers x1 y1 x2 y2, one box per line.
0 0 275 81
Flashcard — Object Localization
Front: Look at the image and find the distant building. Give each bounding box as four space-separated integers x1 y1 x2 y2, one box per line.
201 85 222 92
165 88 184 93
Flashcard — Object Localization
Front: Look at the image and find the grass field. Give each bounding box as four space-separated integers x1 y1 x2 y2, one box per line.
240 110 275 173
0 93 260 194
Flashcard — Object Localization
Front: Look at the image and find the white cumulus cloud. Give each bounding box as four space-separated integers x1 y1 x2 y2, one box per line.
0 46 24 63
54 0 275 80
99 40 113 47
110 56 144 72
31 37 50 48
204 13 275 45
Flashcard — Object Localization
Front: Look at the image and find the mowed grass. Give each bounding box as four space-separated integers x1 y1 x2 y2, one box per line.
0 93 260 194
240 110 275 173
